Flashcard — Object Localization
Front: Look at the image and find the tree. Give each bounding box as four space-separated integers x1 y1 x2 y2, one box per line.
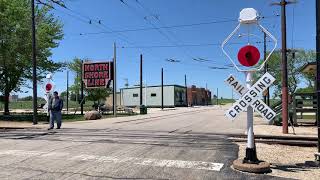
0 0 64 114
255 49 315 97
68 58 83 97
68 58 111 105
295 87 315 94
59 91 67 100
86 88 111 103
18 96 45 102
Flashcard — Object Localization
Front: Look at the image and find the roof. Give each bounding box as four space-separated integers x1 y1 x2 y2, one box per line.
121 84 186 90
300 62 316 74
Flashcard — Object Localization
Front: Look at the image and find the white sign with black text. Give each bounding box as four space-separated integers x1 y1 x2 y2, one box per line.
224 74 248 96
225 72 276 121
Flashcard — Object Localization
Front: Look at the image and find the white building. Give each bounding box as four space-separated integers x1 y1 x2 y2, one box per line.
120 85 187 108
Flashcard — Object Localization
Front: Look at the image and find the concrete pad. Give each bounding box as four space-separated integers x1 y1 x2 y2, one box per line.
233 159 271 173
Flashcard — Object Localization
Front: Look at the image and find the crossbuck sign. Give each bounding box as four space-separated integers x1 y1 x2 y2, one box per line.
225 72 276 121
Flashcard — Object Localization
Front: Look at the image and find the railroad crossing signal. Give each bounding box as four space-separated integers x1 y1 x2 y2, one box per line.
42 74 55 114
224 72 277 121
220 8 278 168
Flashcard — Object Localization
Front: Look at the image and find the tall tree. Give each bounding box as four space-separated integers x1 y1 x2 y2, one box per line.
0 0 64 114
255 49 316 97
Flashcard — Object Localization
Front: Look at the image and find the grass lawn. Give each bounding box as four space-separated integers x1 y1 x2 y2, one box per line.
0 100 95 110
301 115 316 119
0 112 137 123
212 98 282 106
212 99 236 105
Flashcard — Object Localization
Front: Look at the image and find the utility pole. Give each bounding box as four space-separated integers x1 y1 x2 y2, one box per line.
206 83 208 106
273 0 295 134
140 54 143 106
67 71 69 114
281 0 289 134
185 74 188 107
31 0 38 125
76 72 79 103
80 60 84 115
145 79 147 106
216 88 219 105
113 42 117 116
315 0 320 162
161 68 164 110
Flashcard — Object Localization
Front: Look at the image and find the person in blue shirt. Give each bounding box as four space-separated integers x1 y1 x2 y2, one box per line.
48 91 63 130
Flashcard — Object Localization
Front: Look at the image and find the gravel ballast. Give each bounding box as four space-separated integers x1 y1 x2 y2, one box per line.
236 142 320 180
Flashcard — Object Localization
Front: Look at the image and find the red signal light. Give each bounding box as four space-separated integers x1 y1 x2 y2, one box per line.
45 83 52 92
237 45 260 67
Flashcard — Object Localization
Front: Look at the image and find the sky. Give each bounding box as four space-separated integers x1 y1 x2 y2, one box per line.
19 0 316 99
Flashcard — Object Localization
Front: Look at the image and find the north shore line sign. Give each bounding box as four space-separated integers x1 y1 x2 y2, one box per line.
82 61 113 88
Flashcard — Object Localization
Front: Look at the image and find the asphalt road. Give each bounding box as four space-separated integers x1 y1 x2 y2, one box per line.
0 106 289 179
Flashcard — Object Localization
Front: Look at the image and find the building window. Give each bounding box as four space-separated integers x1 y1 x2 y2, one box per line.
133 93 138 97
151 93 157 97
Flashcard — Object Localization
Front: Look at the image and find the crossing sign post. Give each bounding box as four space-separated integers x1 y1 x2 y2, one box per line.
221 8 277 172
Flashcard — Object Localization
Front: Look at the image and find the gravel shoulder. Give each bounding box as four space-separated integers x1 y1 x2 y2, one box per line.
253 114 317 138
236 142 320 180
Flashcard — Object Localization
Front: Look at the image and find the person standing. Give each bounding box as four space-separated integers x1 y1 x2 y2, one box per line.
48 91 63 130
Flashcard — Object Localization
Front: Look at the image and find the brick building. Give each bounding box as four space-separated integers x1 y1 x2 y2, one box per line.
187 85 212 106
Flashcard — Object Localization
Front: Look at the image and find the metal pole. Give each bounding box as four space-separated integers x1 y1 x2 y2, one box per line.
161 68 164 110
113 42 117 116
140 54 143 106
206 83 208 106
145 79 147 106
316 0 320 159
80 60 84 115
232 88 234 101
67 71 69 114
281 0 289 134
266 31 270 107
120 89 122 106
31 0 38 125
185 74 188 107
263 32 268 104
216 88 219 105
244 72 258 163
267 67 270 106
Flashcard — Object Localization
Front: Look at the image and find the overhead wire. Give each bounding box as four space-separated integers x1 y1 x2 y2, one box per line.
134 0 201 62
76 15 278 37
78 18 237 36
119 0 206 70
81 1 279 68
119 0 198 63
50 1 170 67
62 7 135 46
51 1 158 48
49 1 279 71
119 40 272 49
55 2 200 70
119 0 241 70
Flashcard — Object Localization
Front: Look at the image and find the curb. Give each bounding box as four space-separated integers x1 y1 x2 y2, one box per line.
185 132 317 141
230 138 317 147
228 133 317 141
